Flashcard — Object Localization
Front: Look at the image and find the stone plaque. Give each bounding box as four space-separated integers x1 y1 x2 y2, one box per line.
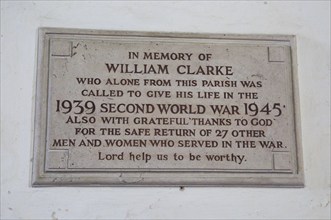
32 28 304 187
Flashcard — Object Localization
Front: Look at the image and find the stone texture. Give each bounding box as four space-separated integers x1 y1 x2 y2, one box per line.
32 28 304 187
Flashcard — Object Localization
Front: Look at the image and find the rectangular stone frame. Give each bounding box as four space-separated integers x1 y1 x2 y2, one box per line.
32 27 304 187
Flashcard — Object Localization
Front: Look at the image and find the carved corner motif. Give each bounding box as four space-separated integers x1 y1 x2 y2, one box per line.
51 39 73 58
46 150 69 169
268 46 285 62
273 153 292 171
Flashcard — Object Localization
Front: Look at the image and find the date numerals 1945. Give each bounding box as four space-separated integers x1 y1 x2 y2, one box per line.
244 103 283 117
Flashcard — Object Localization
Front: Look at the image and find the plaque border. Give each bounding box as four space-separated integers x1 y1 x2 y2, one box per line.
31 27 304 187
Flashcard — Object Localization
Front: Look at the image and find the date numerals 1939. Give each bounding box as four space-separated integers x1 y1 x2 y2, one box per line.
56 100 95 114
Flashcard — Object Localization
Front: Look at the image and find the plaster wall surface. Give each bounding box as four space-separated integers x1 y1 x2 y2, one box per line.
1 1 330 219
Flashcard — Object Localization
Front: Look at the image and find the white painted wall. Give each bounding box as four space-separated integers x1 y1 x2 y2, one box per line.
1 1 330 219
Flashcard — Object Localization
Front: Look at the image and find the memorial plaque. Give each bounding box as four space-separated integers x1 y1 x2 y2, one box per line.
32 28 304 187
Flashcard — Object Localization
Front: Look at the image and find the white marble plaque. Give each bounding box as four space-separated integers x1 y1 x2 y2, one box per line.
32 28 304 186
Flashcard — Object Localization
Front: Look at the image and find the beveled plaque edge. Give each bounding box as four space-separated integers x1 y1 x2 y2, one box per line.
31 27 304 187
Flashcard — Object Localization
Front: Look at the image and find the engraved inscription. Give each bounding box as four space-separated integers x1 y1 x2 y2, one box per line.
32 29 303 186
